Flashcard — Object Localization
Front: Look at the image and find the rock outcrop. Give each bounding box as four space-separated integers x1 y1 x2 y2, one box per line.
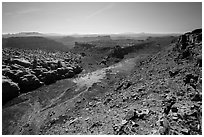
2 48 83 104
175 29 202 61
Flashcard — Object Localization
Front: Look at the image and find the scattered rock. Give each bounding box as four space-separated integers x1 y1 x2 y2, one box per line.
115 80 132 91
89 121 103 129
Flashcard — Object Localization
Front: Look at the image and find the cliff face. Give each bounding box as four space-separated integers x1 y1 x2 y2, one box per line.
174 29 202 63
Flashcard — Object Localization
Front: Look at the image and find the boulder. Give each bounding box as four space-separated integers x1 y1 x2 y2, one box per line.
64 58 71 62
124 109 136 120
40 61 49 69
12 58 31 68
14 70 30 83
64 70 75 78
2 65 7 69
100 58 107 65
50 63 57 70
13 51 21 56
15 70 30 78
56 67 75 79
10 64 22 70
18 74 43 93
56 67 69 75
3 69 19 82
38 71 57 85
2 67 11 76
31 58 38 69
66 67 74 72
57 60 63 68
3 58 13 65
2 78 20 104
72 65 82 74
46 60 59 70
32 68 48 77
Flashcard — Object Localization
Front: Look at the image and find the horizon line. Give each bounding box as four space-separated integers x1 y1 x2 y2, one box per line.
2 31 185 36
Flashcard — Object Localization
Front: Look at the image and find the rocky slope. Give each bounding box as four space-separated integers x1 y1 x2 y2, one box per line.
2 29 202 135
41 29 201 135
72 36 176 73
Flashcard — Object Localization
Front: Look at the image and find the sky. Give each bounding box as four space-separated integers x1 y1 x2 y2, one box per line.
2 2 202 34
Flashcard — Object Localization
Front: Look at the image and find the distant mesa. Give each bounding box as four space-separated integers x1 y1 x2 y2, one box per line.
2 32 45 38
2 31 181 50
2 36 69 51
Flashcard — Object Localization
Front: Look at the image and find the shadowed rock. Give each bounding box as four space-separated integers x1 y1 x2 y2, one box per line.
2 78 20 104
12 58 31 68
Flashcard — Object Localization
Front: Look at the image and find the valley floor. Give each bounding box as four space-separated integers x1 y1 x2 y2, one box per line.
2 54 145 134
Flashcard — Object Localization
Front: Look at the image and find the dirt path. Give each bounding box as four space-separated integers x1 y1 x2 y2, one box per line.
73 57 139 90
